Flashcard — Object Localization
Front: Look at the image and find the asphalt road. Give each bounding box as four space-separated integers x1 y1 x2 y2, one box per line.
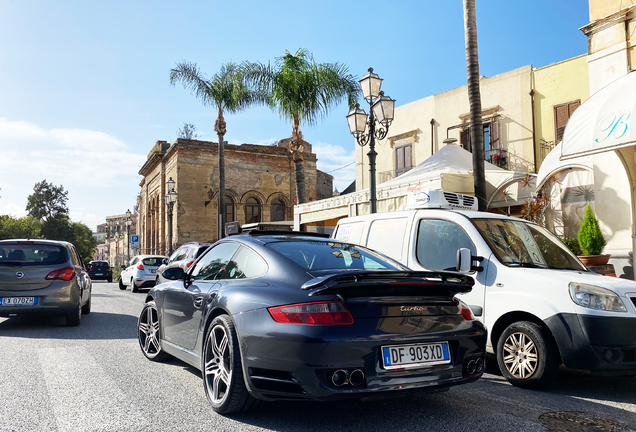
1 281 635 432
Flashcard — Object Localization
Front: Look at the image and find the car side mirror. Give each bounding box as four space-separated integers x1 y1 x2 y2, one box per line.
120 264 125 269
162 258 168 265
456 248 472 273
456 248 484 273
163 267 185 281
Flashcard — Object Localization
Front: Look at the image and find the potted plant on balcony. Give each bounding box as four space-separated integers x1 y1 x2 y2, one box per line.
577 204 610 266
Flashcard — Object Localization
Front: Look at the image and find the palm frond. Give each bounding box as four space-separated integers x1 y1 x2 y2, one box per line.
169 61 215 107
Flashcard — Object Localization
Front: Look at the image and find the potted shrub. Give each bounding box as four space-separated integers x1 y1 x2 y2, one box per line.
577 204 609 266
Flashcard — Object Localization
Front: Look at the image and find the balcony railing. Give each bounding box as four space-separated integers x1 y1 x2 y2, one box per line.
485 148 509 170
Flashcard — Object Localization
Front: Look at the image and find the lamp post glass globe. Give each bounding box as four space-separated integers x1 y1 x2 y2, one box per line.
126 209 131 219
359 67 382 101
166 177 175 193
372 91 395 127
346 104 369 136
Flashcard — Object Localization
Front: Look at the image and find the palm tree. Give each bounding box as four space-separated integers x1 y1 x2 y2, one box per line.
242 49 359 204
463 0 487 211
170 61 266 237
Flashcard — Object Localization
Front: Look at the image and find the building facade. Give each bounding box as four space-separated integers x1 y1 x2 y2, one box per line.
137 138 332 255
104 213 137 267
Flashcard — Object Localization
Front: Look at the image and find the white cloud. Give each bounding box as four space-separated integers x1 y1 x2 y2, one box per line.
0 118 145 230
312 141 356 192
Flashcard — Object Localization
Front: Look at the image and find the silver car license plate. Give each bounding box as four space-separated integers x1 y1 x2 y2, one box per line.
0 297 37 306
382 342 450 370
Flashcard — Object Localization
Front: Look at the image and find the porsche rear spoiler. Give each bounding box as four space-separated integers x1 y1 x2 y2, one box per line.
301 271 474 297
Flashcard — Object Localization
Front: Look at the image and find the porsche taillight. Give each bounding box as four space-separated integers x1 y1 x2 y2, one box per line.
45 267 76 281
454 297 475 321
268 301 354 325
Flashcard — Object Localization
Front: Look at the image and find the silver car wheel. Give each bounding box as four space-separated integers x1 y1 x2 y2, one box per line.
502 331 538 379
138 305 161 357
204 324 232 405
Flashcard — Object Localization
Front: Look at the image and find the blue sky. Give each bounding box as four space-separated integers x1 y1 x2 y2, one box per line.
0 0 590 230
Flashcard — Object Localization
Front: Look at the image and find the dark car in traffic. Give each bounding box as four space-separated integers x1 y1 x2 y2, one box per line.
155 242 212 285
0 239 92 326
138 231 487 414
87 260 112 282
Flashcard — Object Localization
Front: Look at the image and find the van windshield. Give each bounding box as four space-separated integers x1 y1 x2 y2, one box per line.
473 219 586 271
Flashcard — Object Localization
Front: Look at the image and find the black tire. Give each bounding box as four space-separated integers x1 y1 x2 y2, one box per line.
81 296 91 315
131 278 139 293
496 321 559 389
107 277 113 283
66 303 81 327
202 315 258 414
138 301 168 362
118 278 126 290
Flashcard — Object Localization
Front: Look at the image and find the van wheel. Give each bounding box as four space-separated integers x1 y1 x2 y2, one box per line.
496 321 558 389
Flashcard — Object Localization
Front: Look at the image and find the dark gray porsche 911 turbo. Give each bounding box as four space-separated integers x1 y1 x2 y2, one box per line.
138 230 487 414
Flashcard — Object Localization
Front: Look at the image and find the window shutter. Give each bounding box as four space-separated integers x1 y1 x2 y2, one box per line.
554 100 580 143
404 144 412 171
460 128 471 152
395 146 405 176
490 120 499 149
568 100 580 117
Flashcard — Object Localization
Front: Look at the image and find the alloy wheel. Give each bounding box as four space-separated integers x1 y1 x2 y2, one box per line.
204 324 232 405
502 331 538 379
138 305 161 357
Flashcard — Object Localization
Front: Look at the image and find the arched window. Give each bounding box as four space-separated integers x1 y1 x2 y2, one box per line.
245 198 261 224
270 199 286 222
224 196 235 224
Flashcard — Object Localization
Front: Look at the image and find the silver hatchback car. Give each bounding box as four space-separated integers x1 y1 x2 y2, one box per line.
0 239 92 326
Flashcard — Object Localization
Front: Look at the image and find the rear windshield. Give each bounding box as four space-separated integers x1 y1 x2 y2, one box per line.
91 262 110 268
0 243 69 266
142 257 163 266
266 240 404 271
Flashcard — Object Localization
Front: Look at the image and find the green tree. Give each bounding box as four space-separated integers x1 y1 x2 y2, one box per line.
0 215 42 239
463 0 487 211
26 180 69 222
70 221 99 263
578 205 606 256
170 62 267 237
242 49 359 204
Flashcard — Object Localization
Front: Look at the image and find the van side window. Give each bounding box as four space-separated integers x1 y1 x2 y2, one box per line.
416 219 476 271
333 222 365 244
366 218 408 261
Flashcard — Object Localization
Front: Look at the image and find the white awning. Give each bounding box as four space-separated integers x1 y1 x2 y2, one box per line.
561 71 636 159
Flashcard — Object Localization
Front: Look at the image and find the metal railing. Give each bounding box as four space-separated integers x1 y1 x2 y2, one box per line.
485 148 509 170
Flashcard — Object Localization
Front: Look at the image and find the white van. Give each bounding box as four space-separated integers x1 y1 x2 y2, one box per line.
332 191 636 389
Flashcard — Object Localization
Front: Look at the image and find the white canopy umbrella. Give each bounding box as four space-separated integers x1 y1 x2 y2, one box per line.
561 71 636 159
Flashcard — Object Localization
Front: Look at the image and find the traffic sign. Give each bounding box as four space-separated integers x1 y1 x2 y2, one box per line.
131 235 139 246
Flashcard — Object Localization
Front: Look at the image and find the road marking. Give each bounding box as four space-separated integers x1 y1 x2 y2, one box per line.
38 346 151 431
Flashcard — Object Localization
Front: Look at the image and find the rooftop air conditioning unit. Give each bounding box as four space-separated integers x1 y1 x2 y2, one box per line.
406 190 478 211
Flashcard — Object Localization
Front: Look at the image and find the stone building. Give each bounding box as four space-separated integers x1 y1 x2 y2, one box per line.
104 213 137 266
137 138 332 254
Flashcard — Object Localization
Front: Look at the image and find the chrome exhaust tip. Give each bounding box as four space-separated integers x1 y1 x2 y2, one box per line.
349 369 365 386
475 358 484 373
332 369 349 386
466 360 476 375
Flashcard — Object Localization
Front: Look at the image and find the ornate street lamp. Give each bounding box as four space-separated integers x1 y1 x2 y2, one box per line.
346 68 395 213
125 209 132 264
164 179 178 255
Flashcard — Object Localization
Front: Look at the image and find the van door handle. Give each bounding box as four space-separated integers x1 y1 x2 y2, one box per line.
194 297 204 308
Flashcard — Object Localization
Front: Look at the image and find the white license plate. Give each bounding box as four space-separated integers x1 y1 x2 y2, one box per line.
382 342 450 370
95 273 103 276
0 297 37 306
